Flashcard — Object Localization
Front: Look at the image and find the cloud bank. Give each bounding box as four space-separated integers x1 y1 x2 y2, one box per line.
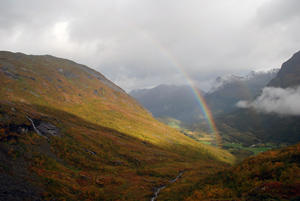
1 0 300 92
237 86 300 115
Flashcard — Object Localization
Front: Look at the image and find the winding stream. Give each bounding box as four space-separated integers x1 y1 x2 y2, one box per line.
150 171 184 201
25 111 183 200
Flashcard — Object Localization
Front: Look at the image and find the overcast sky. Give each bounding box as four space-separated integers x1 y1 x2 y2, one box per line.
1 0 300 92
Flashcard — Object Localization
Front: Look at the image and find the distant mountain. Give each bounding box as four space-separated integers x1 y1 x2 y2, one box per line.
217 50 300 145
129 69 279 123
0 51 234 200
209 69 279 93
130 84 206 123
205 69 279 116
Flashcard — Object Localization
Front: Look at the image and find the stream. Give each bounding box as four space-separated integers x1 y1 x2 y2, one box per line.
150 171 184 201
26 115 45 138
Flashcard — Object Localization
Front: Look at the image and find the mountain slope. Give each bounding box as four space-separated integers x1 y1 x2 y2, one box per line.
217 50 300 145
130 84 206 123
267 50 300 88
0 51 234 200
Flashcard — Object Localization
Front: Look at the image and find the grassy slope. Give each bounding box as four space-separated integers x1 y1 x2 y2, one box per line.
156 116 183 129
0 51 235 200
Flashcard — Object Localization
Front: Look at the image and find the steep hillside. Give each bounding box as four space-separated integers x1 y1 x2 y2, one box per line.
130 84 206 123
205 69 279 116
0 51 234 200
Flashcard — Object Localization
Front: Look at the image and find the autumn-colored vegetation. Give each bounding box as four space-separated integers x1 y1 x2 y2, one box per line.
157 142 300 200
2 51 299 201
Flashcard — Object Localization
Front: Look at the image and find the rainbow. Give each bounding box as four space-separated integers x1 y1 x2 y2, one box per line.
155 45 220 146
118 18 220 146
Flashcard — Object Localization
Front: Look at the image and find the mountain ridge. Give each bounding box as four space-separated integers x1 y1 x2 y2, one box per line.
208 68 279 93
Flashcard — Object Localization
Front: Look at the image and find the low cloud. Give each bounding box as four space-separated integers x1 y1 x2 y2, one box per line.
237 86 300 115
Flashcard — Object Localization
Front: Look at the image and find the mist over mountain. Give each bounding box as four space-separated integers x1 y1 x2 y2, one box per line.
205 68 279 116
237 51 300 116
130 84 206 123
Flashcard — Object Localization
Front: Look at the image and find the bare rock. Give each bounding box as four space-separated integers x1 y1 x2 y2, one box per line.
36 122 60 137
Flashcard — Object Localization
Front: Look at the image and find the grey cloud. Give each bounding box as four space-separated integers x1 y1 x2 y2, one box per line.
256 0 300 27
237 86 300 115
1 0 300 92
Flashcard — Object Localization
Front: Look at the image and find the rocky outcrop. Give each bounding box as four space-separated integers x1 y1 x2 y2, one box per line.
35 121 60 137
26 116 60 138
0 61 20 79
